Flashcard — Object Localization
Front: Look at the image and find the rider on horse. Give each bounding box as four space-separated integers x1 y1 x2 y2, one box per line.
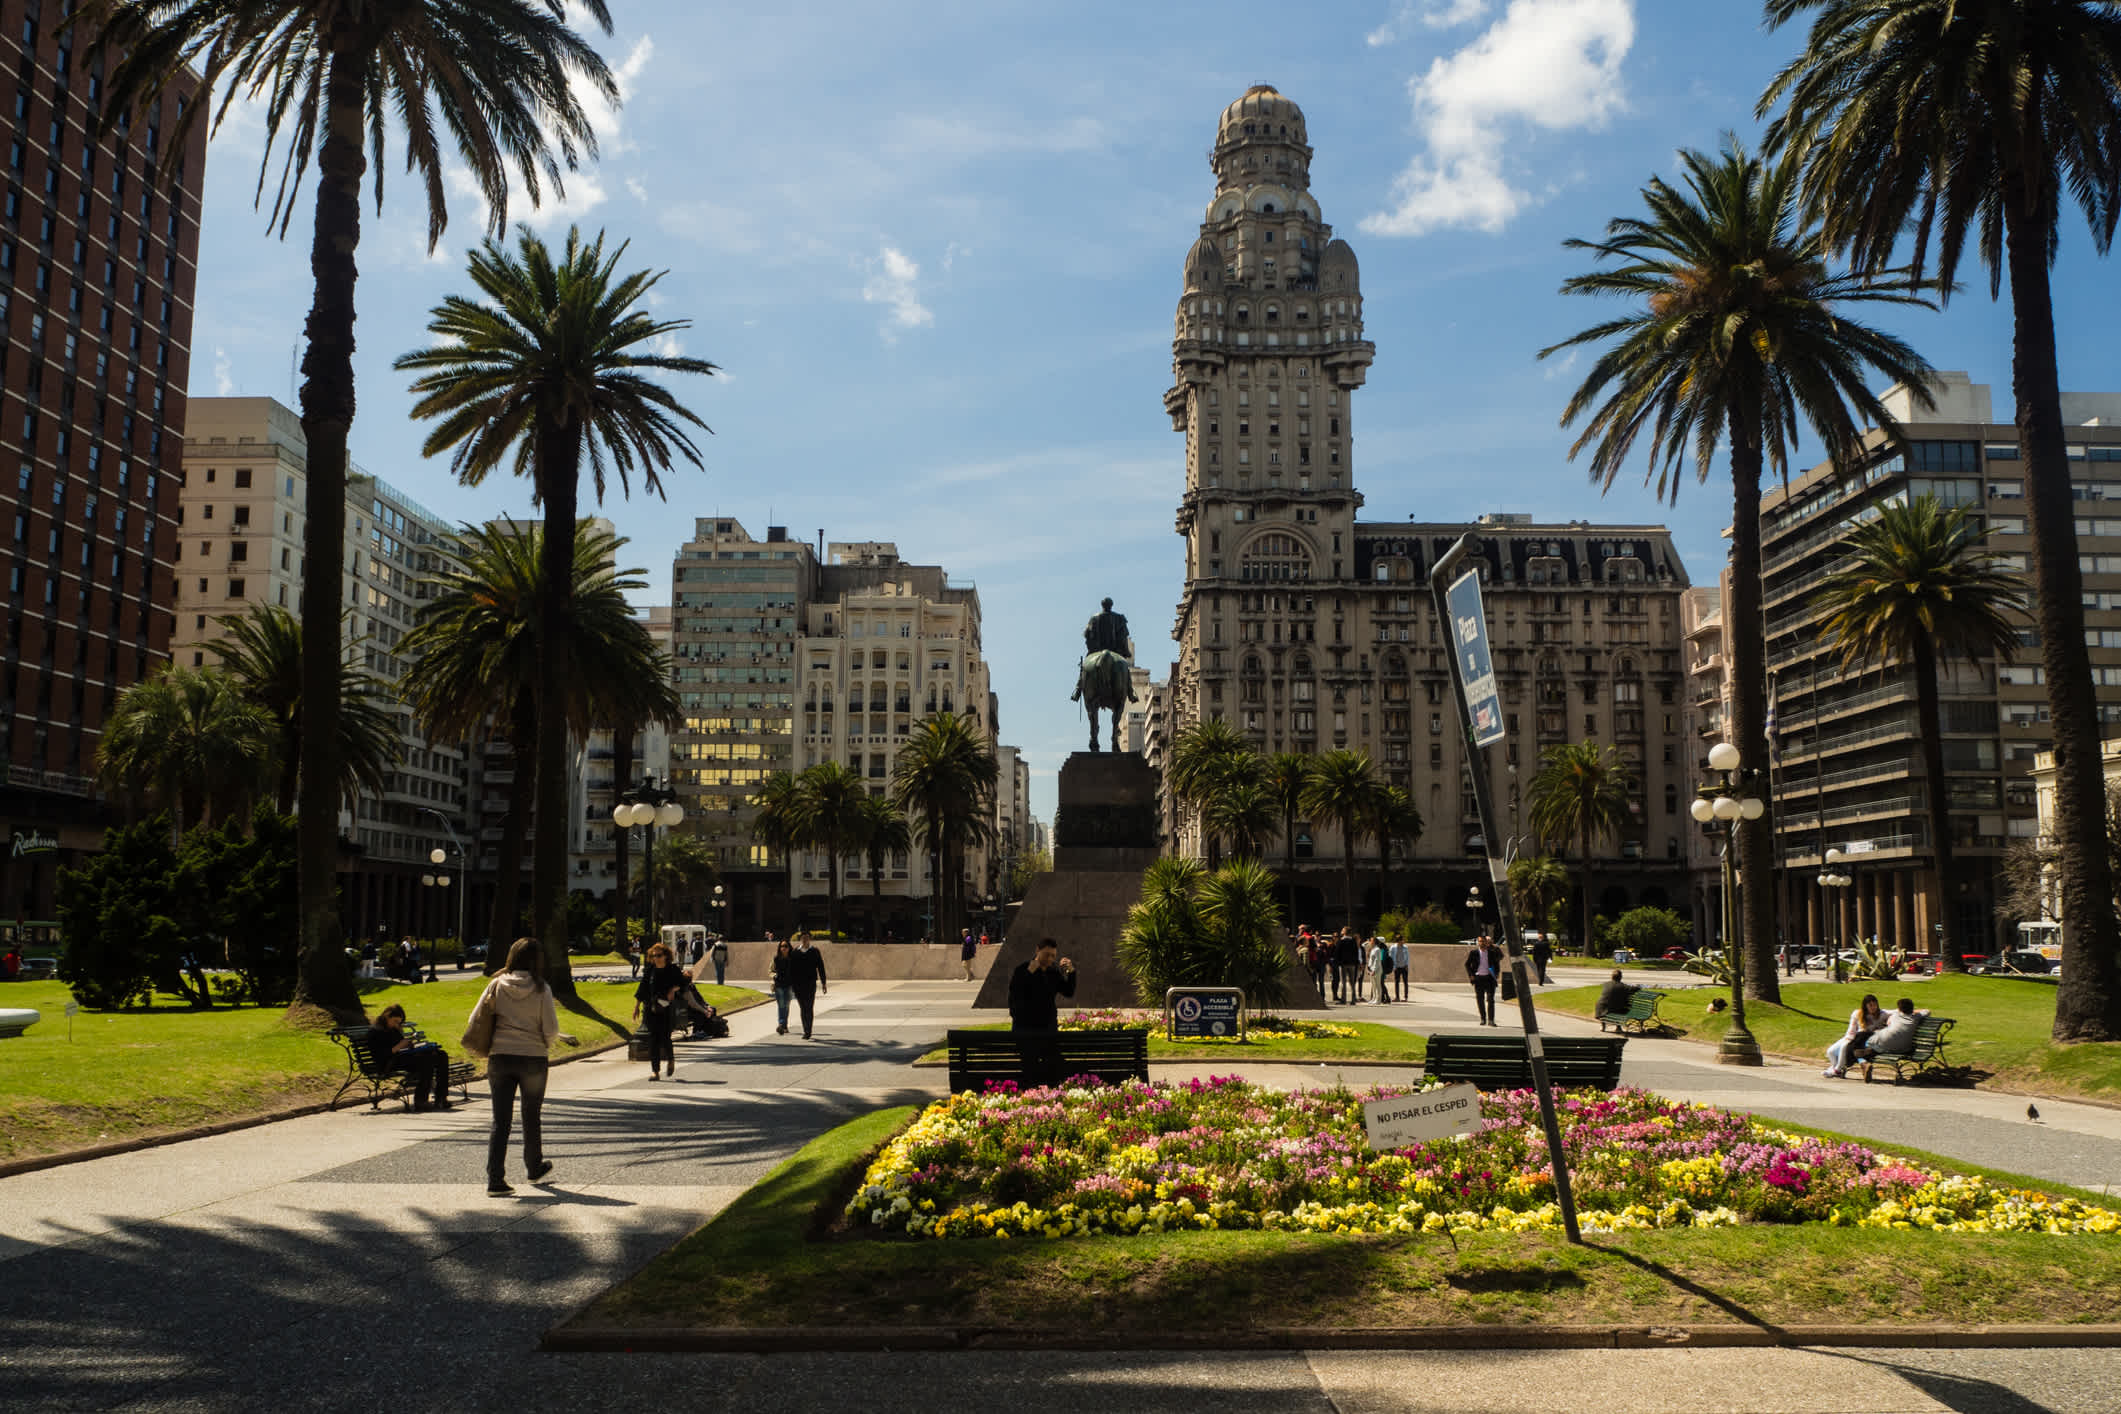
1073 598 1137 752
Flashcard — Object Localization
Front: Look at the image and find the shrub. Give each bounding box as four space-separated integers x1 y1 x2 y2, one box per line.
1608 906 1688 959
175 807 298 1007
593 917 652 952
1117 857 1286 1008
1400 903 1461 947
57 817 184 1009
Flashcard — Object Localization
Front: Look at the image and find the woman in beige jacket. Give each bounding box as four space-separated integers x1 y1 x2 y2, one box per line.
471 937 576 1197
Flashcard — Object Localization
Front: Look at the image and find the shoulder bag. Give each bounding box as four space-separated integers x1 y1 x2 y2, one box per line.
461 982 499 1057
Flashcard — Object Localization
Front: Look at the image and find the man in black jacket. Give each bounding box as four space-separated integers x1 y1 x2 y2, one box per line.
1008 938 1076 1031
789 934 829 1039
1464 935 1501 1026
1332 929 1361 1005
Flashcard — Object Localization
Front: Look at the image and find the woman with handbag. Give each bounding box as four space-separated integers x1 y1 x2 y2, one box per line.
633 941 686 1079
462 937 577 1198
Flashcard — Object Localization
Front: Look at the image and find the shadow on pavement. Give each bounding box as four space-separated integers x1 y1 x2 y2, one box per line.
1825 1353 2054 1414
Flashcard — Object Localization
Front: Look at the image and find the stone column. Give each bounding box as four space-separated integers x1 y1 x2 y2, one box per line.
1894 872 1915 955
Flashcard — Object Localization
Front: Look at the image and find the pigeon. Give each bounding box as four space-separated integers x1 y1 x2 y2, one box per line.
2027 1104 2042 1122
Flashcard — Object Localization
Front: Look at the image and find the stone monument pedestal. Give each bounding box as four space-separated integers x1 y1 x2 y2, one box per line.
976 752 1161 1011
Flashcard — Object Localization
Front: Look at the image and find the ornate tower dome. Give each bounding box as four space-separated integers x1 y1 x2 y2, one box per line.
1211 83 1312 192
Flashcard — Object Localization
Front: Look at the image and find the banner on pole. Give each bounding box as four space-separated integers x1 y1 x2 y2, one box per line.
1447 567 1505 748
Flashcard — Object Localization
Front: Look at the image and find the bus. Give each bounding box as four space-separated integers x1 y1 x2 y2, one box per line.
659 924 709 965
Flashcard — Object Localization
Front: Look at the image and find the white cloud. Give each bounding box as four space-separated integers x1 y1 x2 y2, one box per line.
862 246 933 340
1362 0 1634 237
213 348 234 396
1367 0 1491 45
625 176 648 203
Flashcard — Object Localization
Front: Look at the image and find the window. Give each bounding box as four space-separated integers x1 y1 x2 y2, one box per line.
234 467 251 489
226 577 245 598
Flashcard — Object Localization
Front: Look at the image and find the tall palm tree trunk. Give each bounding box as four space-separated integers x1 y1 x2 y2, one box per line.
1375 839 1390 921
611 720 634 960
871 864 884 944
1341 819 1358 931
1726 418 1782 1004
532 432 584 1002
827 843 842 944
290 37 369 1021
1283 804 1298 921
1911 639 1965 970
2001 180 2121 1041
488 695 536 973
1579 820 1594 956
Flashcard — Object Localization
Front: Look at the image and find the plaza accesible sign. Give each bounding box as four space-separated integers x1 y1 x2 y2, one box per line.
1362 1083 1482 1148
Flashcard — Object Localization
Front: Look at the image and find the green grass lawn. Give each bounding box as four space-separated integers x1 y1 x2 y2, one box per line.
564 1107 2121 1338
0 973 765 1164
914 1020 1426 1066
1537 974 2121 1100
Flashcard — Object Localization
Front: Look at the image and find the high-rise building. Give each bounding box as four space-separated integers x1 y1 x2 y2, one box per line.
1163 86 1695 926
1759 372 2121 954
174 397 473 945
1 7 204 931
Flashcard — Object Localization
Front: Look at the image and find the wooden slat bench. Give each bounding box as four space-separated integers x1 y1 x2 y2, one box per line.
946 1028 1150 1093
1861 1016 1955 1086
1424 1032 1627 1091
328 1026 476 1111
1598 989 1668 1035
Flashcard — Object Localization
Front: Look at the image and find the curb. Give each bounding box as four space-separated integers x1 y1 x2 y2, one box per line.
541 1321 2121 1354
909 1055 1426 1070
0 991 773 1181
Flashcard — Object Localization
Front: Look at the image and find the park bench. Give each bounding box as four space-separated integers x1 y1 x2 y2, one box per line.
327 1025 476 1111
946 1027 1150 1094
1861 1016 1956 1086
1424 1032 1627 1092
1597 989 1668 1035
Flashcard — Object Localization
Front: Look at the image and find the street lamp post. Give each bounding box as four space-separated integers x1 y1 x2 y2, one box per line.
615 776 686 954
1466 884 1485 936
419 851 451 984
420 808 468 973
1822 848 1853 983
712 882 726 942
1690 740 1766 1066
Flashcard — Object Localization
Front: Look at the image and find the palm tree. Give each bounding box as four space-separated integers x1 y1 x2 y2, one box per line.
98 667 274 838
81 0 618 1022
1541 140 1936 1003
1507 855 1569 947
1263 752 1313 916
637 832 718 929
794 762 869 944
891 712 998 946
1364 784 1424 920
1301 748 1378 930
748 772 806 922
1760 1 2121 1038
1169 717 1260 864
1813 496 2024 969
398 520 674 981
1526 741 1638 956
855 793 913 944
396 227 716 1001
1203 777 1279 861
209 604 399 814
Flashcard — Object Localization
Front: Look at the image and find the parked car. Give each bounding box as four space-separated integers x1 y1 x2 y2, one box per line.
23 956 57 980
1661 948 1691 963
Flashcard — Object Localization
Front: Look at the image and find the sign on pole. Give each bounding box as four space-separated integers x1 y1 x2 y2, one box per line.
1164 987 1245 1040
1447 568 1505 748
1362 1083 1482 1149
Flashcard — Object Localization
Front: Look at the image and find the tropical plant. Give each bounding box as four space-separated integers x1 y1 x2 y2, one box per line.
399 520 675 980
1169 717 1260 864
80 0 619 1022
1377 903 1462 947
638 832 719 929
1525 741 1639 959
891 712 999 948
1115 856 1286 1007
1813 495 2024 968
1363 783 1424 920
209 604 399 814
175 807 300 1007
749 771 806 911
793 761 870 947
1760 0 2121 1041
56 816 184 1010
1299 748 1377 930
1202 776 1279 861
396 226 715 999
1608 905 1690 961
1541 140 1936 1004
1508 855 1569 944
1263 751 1314 909
97 667 275 837
855 793 913 944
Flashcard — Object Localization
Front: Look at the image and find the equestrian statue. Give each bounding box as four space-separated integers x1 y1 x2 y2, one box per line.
1072 597 1138 752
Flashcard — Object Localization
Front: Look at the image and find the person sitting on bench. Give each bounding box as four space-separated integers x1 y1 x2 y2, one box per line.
1595 969 1637 1021
371 1003 452 1111
1852 997 1928 1079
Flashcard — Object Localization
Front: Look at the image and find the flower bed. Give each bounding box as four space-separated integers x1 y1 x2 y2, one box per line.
1058 1008 1359 1041
847 1076 2121 1241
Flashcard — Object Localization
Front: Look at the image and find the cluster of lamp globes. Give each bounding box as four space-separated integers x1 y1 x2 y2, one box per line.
1818 847 1855 891
614 800 686 829
421 847 451 889
1689 741 1766 825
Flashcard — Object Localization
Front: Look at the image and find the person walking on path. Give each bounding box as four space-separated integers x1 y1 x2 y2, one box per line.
960 929 979 982
709 935 729 987
769 939 798 1035
788 932 828 1039
370 1002 451 1111
1391 937 1410 1000
1008 938 1076 1031
1368 934 1392 1004
1305 933 1328 1003
1824 993 1885 1078
1465 934 1500 1026
464 937 576 1198
1531 934 1553 986
633 942 686 1080
1333 928 1360 1005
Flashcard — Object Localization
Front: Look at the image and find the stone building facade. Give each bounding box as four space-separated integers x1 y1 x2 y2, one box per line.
1162 85 1695 929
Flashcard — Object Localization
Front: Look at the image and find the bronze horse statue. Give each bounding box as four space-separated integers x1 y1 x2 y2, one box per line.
1072 597 1137 752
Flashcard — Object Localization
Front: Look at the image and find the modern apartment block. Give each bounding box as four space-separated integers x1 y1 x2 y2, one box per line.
790 539 997 939
0 2 204 932
174 397 474 945
1760 372 2121 954
1162 85 1694 926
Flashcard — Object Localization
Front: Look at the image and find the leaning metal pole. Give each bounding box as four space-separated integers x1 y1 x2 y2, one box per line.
1430 533 1581 1244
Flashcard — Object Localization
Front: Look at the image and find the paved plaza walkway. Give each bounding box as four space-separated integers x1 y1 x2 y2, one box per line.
2 976 2118 1411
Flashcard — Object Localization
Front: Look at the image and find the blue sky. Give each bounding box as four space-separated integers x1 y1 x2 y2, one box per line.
188 0 2117 824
